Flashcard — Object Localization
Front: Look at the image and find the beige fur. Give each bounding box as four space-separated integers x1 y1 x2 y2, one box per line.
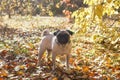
38 30 72 70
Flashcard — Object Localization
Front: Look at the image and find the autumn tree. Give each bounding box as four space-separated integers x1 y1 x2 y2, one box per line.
0 0 87 18
72 0 120 52
56 0 87 22
0 0 41 18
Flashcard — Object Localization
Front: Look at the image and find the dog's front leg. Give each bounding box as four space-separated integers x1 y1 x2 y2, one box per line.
52 53 56 71
66 54 70 69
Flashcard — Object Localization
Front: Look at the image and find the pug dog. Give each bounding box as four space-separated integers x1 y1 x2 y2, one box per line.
38 29 73 70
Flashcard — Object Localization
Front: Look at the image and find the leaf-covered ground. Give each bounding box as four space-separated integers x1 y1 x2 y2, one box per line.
0 16 120 80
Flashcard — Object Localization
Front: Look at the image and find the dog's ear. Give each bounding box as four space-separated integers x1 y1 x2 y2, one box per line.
66 30 74 35
54 30 60 35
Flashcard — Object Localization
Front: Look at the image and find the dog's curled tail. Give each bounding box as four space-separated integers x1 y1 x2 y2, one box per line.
42 29 50 36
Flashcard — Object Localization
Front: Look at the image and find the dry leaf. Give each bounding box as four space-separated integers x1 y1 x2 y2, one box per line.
0 78 4 80
69 58 74 64
17 70 24 75
63 76 71 80
82 66 89 72
0 69 8 77
52 77 58 80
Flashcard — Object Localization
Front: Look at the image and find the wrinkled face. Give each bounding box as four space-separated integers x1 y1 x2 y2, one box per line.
57 31 70 44
54 30 73 44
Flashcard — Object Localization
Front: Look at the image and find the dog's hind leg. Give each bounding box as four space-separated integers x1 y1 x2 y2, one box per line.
47 49 51 59
52 52 56 71
47 50 51 63
38 47 46 66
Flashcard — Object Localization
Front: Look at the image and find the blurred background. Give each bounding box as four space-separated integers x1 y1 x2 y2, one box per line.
0 0 87 21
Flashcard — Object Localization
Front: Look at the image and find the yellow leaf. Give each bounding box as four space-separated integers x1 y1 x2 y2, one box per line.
82 66 89 72
56 3 60 8
20 65 26 69
15 50 20 54
17 70 24 75
0 69 8 77
95 4 103 19
49 11 53 16
52 77 58 80
76 66 81 70
69 58 74 64
27 42 34 50
107 76 111 80
105 58 112 67
106 58 111 64
107 0 112 3
92 34 99 41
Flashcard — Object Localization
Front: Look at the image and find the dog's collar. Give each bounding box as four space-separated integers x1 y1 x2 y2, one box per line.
55 39 71 46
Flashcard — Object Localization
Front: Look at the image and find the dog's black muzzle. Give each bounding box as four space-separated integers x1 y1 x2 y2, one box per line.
57 32 70 44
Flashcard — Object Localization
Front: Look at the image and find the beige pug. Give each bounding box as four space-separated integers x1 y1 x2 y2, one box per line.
38 29 74 70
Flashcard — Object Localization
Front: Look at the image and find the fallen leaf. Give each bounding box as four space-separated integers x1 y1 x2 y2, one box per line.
69 58 74 64
14 65 26 71
0 50 8 56
14 66 20 71
89 71 95 77
52 77 58 80
63 76 71 80
17 70 24 75
76 66 81 70
0 69 8 77
82 74 88 78
82 66 89 72
0 78 4 80
0 60 5 68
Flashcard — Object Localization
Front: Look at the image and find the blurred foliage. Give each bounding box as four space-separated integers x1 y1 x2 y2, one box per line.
0 0 87 18
0 0 41 18
72 0 120 52
57 0 88 22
